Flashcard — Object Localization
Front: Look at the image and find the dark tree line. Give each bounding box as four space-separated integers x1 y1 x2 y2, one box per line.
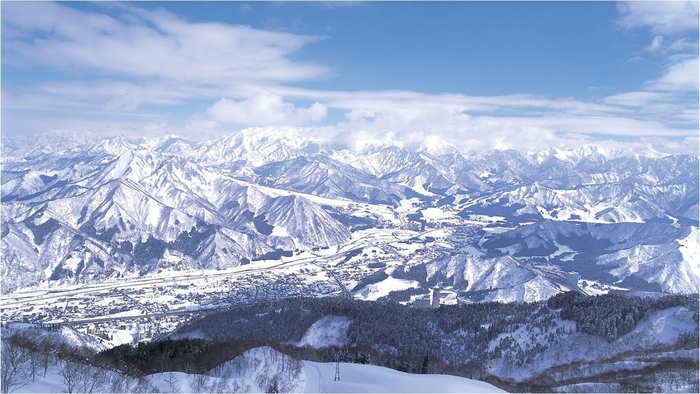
549 292 698 342
172 292 698 369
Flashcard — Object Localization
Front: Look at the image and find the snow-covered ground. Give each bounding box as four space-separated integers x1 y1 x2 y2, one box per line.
354 276 421 301
297 315 352 348
487 305 699 382
14 345 504 393
302 360 504 393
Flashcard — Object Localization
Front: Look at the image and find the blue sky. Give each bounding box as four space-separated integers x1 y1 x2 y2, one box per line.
2 1 698 154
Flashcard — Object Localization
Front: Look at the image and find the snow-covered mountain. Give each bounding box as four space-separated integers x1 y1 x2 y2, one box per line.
2 129 698 297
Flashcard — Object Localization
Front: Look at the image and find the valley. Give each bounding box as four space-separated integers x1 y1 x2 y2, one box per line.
1 217 519 346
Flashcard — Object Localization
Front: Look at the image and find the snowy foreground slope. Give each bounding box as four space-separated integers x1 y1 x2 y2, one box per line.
301 359 503 393
13 345 503 393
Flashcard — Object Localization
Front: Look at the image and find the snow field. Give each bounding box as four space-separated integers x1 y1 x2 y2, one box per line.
302 360 504 393
355 276 422 301
297 315 353 348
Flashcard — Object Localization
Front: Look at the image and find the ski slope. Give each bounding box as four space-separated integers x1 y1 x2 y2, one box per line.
302 360 504 393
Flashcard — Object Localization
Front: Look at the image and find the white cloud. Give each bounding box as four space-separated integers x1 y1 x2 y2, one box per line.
329 110 695 153
649 56 699 91
617 1 699 35
601 90 697 125
207 91 327 126
666 38 698 53
1 2 326 84
645 35 664 52
276 86 622 116
612 1 698 131
3 113 175 141
313 95 694 152
2 80 217 115
258 87 690 152
644 36 698 54
603 91 674 107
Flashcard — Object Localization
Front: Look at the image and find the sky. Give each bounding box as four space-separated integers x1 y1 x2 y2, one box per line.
1 1 699 154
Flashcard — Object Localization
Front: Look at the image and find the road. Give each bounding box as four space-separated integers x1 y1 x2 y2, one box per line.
56 300 273 325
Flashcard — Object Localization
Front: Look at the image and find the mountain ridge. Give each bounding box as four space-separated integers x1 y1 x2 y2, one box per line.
2 130 698 298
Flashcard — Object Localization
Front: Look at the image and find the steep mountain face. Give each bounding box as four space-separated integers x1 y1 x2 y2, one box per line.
254 154 407 205
456 149 698 223
1 130 698 297
1 134 353 292
195 127 321 168
425 254 563 303
482 220 699 294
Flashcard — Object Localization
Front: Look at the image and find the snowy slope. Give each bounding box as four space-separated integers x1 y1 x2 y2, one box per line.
487 305 698 382
297 315 353 348
355 276 423 301
302 359 504 393
426 254 562 303
14 345 504 393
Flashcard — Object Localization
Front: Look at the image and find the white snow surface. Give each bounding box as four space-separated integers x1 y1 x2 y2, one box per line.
302 360 504 393
421 207 452 220
355 276 421 301
297 315 352 349
14 345 504 393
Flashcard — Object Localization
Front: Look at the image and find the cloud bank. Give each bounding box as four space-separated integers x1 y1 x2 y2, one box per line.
207 91 327 126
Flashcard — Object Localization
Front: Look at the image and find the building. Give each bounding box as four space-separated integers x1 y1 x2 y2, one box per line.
430 287 441 308
565 271 580 289
413 298 431 309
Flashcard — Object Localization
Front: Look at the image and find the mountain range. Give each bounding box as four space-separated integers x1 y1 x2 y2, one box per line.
2 128 698 298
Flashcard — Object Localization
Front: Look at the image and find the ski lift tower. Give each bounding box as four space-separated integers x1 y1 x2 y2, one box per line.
333 349 341 381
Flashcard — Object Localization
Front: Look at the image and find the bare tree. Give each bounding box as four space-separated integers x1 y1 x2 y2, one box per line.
26 351 39 383
192 374 209 393
58 360 81 394
133 376 160 393
285 357 302 381
1 337 30 393
265 374 280 394
214 377 240 394
58 360 109 393
214 377 228 393
205 378 217 394
39 351 52 378
107 371 130 393
164 372 181 393
77 364 107 393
